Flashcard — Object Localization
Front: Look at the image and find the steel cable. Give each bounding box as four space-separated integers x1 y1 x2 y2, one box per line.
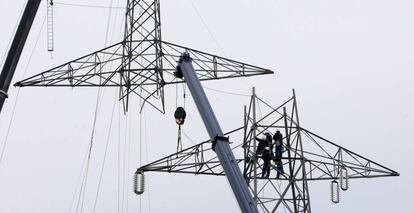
0 1 26 69
0 11 47 165
92 88 119 213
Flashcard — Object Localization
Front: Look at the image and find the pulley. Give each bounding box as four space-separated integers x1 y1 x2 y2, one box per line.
174 107 186 125
134 170 145 195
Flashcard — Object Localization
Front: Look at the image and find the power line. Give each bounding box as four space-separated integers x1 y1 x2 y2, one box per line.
188 0 253 93
92 89 119 213
189 0 227 57
0 1 26 69
125 109 132 213
0 11 47 166
117 101 122 213
53 2 124 9
203 86 250 97
143 106 151 213
67 144 89 213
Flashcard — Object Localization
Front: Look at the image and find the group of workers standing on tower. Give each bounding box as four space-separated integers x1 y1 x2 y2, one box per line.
255 130 285 179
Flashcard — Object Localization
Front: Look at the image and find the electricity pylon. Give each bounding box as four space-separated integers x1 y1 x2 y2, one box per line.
137 89 399 212
15 0 273 212
14 0 272 113
13 0 399 212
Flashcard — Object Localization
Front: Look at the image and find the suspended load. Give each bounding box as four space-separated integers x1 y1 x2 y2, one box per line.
174 107 186 125
134 170 145 195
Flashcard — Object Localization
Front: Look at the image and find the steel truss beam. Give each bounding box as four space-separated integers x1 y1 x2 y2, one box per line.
137 90 399 213
14 0 273 113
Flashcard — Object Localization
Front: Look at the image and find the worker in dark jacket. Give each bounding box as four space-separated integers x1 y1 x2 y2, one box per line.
256 133 272 178
273 130 284 178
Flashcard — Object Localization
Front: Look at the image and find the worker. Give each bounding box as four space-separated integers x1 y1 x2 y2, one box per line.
273 130 284 178
256 132 272 178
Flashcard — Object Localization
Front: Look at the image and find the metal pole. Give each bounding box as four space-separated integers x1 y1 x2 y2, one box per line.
252 87 258 206
178 53 258 213
283 107 299 212
292 89 311 212
0 0 42 113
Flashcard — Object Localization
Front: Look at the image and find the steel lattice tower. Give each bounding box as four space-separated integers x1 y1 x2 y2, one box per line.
138 89 399 212
15 0 272 113
14 1 399 212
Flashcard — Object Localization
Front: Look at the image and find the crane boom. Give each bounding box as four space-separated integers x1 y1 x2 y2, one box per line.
0 0 41 114
177 53 259 213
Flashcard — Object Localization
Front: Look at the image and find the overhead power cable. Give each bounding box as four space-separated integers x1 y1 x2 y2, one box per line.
0 2 26 69
143 105 152 213
181 131 196 145
125 109 132 213
189 0 227 57
67 145 90 213
203 86 250 97
188 0 252 92
0 12 47 166
117 104 121 213
53 1 124 9
92 89 119 213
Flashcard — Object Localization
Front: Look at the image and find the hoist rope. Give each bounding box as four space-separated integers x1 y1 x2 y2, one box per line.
176 125 182 152
0 12 47 165
175 84 187 152
183 84 187 109
175 83 178 108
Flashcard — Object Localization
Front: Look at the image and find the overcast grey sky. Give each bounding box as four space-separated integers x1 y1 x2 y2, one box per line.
0 0 412 212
